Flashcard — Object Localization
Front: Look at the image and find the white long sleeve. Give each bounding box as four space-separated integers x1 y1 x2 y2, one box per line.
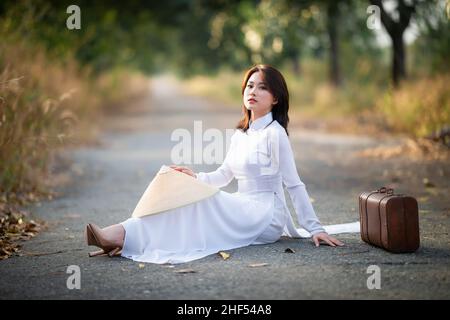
277 130 326 236
196 161 234 188
196 132 236 188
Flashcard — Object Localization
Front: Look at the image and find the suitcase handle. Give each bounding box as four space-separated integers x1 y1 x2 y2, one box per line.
377 187 394 194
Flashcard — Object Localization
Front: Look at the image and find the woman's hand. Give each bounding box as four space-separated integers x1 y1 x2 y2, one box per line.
169 165 196 178
312 232 344 247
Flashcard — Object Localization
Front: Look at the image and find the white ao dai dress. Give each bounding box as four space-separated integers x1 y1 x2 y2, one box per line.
120 112 359 264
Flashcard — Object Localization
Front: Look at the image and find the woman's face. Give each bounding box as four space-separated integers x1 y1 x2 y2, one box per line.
243 71 277 116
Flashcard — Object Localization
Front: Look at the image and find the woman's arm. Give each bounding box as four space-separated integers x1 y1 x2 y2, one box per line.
195 162 234 188
276 129 343 246
276 129 325 235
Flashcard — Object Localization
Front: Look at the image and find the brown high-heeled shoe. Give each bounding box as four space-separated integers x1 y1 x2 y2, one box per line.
85 223 122 257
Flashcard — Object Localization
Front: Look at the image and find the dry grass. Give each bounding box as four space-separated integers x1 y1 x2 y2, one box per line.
0 38 102 193
0 39 150 194
377 74 450 138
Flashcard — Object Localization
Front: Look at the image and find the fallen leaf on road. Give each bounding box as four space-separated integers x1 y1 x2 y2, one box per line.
248 263 269 268
218 251 230 260
0 202 45 260
284 248 295 253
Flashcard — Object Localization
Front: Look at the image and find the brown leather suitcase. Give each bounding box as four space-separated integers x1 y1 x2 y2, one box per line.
359 187 420 253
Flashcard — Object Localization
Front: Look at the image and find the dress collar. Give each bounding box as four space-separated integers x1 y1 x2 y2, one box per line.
249 112 273 131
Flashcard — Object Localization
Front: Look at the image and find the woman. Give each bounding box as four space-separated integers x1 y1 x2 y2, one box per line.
85 64 357 264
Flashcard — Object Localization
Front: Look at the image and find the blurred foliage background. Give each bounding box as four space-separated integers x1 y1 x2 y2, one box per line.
0 0 449 195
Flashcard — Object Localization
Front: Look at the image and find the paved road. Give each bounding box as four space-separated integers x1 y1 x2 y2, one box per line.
1 76 449 299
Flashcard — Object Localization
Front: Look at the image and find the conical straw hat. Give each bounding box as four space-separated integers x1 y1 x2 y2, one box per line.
131 165 219 218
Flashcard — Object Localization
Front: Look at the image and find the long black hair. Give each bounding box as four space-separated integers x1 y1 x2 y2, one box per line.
236 64 289 136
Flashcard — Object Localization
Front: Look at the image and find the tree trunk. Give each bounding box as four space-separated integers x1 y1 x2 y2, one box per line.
327 2 342 87
369 0 414 88
392 32 406 87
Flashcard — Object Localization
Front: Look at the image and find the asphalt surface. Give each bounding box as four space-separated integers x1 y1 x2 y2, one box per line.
1 76 449 300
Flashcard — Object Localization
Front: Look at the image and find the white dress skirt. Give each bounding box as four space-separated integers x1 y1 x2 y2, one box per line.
120 190 283 264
